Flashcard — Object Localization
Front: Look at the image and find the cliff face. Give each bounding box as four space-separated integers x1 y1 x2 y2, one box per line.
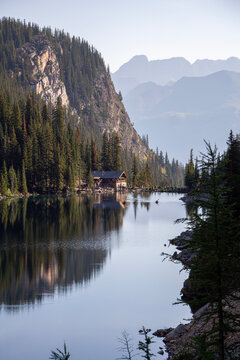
18 35 69 107
16 35 148 158
92 72 148 157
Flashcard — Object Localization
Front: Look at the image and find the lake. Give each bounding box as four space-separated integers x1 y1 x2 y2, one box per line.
0 192 190 360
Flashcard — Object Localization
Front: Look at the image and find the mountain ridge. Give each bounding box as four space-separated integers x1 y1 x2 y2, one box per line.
112 55 240 96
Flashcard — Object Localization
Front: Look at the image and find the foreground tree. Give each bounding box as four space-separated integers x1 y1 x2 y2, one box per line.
181 142 240 359
138 327 155 360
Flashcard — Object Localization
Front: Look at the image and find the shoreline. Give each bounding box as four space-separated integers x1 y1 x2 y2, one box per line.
0 188 187 201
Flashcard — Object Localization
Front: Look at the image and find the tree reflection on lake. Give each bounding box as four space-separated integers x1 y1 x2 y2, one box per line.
0 193 127 310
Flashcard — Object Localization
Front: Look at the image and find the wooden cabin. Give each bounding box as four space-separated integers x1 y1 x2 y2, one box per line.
92 171 127 190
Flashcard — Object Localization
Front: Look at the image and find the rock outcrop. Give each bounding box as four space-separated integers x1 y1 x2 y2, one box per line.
18 35 69 107
157 299 240 360
92 71 149 157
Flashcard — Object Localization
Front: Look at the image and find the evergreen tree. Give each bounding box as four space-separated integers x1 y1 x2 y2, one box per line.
224 131 240 218
181 142 240 360
21 160 28 195
53 97 65 145
185 149 195 189
91 138 98 171
3 161 8 189
112 132 121 170
54 146 64 192
144 162 152 188
101 131 109 171
138 327 155 360
8 165 18 193
0 172 8 195
87 169 94 189
159 151 164 167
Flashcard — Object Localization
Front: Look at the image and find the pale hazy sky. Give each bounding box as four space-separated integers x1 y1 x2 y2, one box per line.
1 0 240 71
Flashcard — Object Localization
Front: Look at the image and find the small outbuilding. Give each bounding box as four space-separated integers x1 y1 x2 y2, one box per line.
92 171 127 190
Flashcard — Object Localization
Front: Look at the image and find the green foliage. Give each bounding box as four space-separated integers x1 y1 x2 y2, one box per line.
224 130 240 218
8 165 18 193
185 149 196 189
87 169 94 190
0 172 8 195
21 161 28 195
138 327 155 360
112 132 122 170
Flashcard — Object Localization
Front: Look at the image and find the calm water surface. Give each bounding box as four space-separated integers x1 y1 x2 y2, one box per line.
0 192 190 360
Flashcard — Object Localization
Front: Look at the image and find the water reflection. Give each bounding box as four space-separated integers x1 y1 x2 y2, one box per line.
0 193 127 310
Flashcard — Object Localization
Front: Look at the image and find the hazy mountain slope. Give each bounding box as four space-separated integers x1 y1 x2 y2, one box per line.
124 71 240 161
112 55 240 96
125 81 171 116
153 70 240 113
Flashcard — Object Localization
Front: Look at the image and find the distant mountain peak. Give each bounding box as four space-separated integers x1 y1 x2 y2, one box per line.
129 54 148 63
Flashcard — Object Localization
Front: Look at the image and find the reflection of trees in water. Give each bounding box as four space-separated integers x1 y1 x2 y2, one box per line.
0 194 126 309
132 192 152 218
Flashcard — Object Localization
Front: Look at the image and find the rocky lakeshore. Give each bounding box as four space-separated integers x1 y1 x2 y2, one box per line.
154 230 240 359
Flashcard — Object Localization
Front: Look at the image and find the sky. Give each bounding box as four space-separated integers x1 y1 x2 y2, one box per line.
1 0 240 72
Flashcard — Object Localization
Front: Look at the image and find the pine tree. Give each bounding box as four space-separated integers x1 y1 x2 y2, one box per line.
91 138 98 171
112 133 121 170
138 327 155 360
8 165 18 194
53 97 65 145
87 169 94 189
144 162 152 188
66 164 75 191
224 131 240 218
185 149 195 189
0 172 8 195
3 161 8 189
101 131 108 171
159 151 164 167
54 146 64 192
21 160 28 195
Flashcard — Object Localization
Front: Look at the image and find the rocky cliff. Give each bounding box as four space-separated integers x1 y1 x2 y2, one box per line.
91 71 148 157
18 35 69 107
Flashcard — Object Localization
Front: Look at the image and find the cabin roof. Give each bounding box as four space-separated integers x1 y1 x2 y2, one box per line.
92 171 126 179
